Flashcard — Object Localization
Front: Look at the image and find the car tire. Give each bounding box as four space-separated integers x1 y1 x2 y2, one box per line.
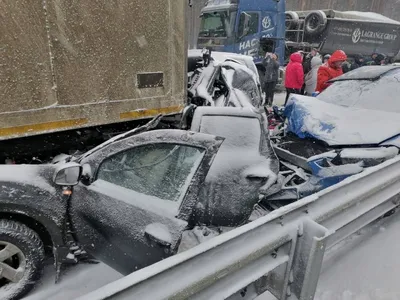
0 220 45 300
304 10 327 36
285 11 299 30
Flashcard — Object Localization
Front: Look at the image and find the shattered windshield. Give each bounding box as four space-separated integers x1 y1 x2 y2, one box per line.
199 11 233 38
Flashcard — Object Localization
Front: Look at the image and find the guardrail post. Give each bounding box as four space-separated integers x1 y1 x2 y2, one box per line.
290 219 329 300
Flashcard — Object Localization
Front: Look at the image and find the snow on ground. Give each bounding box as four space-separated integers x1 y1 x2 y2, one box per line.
25 210 400 299
315 210 400 299
272 92 286 107
23 263 121 300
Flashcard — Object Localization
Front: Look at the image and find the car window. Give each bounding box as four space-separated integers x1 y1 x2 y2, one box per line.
318 71 400 113
199 116 261 150
97 143 205 203
238 12 259 37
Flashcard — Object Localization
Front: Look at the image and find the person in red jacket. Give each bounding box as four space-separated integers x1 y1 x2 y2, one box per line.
316 50 347 93
284 52 304 105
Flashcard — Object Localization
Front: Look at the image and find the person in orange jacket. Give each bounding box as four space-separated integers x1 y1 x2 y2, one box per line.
316 50 347 93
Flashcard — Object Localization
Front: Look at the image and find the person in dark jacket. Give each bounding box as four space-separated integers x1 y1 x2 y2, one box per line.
350 54 365 71
342 60 351 73
262 53 280 106
371 53 386 65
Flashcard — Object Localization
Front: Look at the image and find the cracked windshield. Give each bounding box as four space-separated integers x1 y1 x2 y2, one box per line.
1 0 400 299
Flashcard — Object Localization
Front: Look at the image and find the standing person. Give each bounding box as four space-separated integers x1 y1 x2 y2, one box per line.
316 50 347 93
371 53 386 65
305 56 322 96
284 52 304 105
262 53 280 106
350 54 365 71
303 48 319 75
323 54 331 65
342 60 352 73
302 48 319 94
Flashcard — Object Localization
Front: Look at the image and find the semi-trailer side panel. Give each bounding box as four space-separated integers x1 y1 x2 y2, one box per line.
0 0 187 141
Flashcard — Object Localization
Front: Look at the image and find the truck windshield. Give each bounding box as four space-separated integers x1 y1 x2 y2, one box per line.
199 11 233 38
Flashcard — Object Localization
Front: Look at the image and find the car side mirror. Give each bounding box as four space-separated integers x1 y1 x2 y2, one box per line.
53 162 82 186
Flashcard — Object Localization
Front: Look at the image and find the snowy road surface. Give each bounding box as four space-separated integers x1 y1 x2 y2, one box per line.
315 211 400 299
272 92 286 107
24 210 400 299
23 264 121 300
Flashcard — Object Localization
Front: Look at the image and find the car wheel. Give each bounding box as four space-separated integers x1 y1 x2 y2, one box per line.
0 220 45 300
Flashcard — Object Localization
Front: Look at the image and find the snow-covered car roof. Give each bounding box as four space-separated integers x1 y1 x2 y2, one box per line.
285 95 400 146
284 67 400 146
328 65 400 82
318 67 400 114
191 107 262 131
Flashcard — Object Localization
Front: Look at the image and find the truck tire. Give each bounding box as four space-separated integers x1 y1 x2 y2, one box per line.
285 11 299 30
0 220 45 300
304 10 327 36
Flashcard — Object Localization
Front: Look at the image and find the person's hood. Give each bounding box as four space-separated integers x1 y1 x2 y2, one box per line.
290 52 302 64
329 50 347 65
311 56 322 68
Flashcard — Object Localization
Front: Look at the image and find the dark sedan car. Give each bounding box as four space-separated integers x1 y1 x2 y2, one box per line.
0 107 278 300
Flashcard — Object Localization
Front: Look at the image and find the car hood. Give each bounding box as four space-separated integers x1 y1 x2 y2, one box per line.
285 95 400 146
0 164 57 194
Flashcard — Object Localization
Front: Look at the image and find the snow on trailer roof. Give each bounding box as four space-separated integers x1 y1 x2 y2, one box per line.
294 10 400 25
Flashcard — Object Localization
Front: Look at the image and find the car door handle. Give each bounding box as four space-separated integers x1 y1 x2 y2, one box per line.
246 174 269 182
144 223 172 248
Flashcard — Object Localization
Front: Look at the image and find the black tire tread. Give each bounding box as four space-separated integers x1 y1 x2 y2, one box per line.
0 220 43 250
0 219 45 300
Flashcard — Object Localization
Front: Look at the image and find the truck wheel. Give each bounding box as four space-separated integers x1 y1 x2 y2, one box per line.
285 11 299 30
304 10 327 36
0 220 45 300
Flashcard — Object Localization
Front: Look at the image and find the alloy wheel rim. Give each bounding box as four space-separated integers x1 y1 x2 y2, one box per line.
0 241 26 284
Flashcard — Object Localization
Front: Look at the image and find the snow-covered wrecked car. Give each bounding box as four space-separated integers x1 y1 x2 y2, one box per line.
187 49 263 108
264 65 400 206
0 107 278 299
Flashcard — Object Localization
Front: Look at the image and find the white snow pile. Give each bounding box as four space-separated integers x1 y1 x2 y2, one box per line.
339 11 400 25
0 165 56 194
23 263 121 300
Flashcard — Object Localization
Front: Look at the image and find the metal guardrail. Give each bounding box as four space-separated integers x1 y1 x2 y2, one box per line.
78 156 400 300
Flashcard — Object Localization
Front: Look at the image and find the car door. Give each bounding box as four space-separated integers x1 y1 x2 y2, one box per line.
69 129 223 275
